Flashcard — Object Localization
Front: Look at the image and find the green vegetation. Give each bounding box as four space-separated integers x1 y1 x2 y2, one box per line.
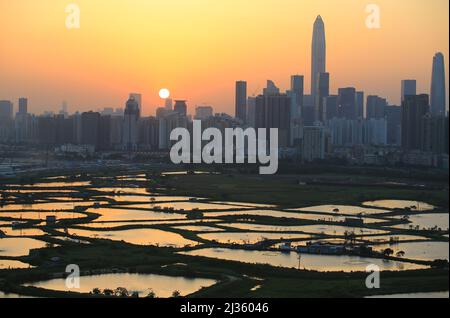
1 166 449 298
1 242 448 298
159 173 448 209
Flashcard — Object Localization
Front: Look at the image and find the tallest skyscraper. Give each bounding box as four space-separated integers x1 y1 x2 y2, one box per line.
311 15 326 97
430 52 446 116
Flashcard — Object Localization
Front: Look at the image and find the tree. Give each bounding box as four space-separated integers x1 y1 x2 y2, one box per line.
146 289 156 298
114 287 129 297
382 248 394 257
92 288 102 295
172 290 181 298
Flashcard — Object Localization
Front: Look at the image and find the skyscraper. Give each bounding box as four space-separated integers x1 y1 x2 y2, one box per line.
246 96 256 128
315 72 329 122
81 111 100 148
254 95 266 130
287 89 302 147
159 111 188 150
337 87 357 120
290 75 304 118
302 95 315 126
165 98 173 111
311 16 326 97
263 80 280 96
0 100 14 142
18 98 28 115
401 80 417 103
195 106 214 120
401 94 430 151
356 91 364 119
0 100 13 121
430 52 446 116
385 105 402 145
139 116 159 151
123 96 140 151
254 90 291 147
263 94 292 147
324 95 338 121
36 116 56 145
129 93 142 112
15 98 29 142
421 115 449 154
302 125 326 162
235 81 247 122
98 115 112 150
366 95 387 119
174 100 188 116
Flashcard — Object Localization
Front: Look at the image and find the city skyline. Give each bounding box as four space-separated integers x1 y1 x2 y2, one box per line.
0 0 449 116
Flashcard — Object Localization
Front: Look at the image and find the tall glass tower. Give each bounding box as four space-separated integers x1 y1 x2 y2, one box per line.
311 16 326 97
430 52 446 116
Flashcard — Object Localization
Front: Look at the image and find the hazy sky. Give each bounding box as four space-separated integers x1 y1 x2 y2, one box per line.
0 0 448 116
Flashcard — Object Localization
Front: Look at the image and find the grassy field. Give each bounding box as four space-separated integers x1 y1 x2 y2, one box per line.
159 173 449 209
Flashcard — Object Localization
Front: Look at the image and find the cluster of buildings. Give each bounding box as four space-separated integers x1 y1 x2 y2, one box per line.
0 94 241 156
234 16 448 169
279 241 373 256
0 16 448 169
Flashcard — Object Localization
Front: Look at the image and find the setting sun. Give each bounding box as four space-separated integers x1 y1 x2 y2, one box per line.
159 88 171 99
0 0 448 115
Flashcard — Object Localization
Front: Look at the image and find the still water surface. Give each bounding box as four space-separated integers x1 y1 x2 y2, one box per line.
25 273 217 297
181 248 427 272
0 259 30 269
0 238 48 257
391 213 449 230
198 232 313 244
372 241 449 261
68 228 197 247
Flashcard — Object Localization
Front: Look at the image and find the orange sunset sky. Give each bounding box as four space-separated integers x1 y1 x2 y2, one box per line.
0 0 448 116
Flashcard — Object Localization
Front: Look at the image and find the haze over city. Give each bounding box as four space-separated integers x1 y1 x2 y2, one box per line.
0 0 448 115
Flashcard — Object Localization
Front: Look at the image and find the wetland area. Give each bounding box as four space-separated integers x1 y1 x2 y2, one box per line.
0 167 448 298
